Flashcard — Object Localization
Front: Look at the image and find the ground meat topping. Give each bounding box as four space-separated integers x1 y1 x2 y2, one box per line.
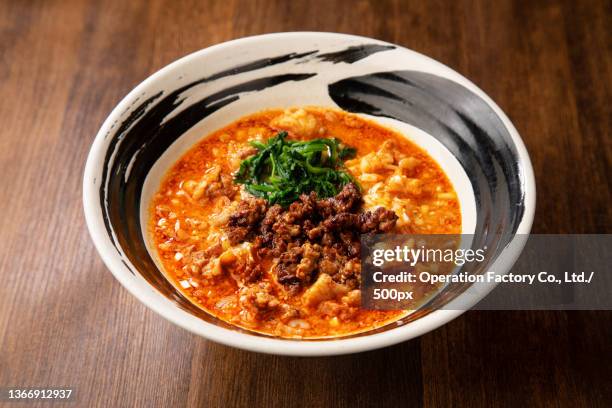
227 197 267 244
358 206 398 233
224 183 398 291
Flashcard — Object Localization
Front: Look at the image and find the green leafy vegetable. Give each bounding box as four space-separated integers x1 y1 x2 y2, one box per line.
234 131 358 206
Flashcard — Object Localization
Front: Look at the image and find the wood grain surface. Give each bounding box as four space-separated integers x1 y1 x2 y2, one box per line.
0 0 610 407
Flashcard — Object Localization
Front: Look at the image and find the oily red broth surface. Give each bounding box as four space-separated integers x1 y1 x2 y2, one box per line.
150 108 461 338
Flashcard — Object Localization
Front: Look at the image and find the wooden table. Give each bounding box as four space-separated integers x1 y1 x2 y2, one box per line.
1 0 610 406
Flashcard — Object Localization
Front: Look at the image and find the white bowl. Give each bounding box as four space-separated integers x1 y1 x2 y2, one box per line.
83 32 535 356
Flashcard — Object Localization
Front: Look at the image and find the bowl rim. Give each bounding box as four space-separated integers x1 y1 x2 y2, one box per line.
83 31 536 356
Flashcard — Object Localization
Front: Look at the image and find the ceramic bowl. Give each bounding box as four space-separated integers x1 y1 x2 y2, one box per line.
83 32 535 356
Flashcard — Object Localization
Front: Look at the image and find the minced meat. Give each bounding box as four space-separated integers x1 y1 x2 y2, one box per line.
224 183 397 291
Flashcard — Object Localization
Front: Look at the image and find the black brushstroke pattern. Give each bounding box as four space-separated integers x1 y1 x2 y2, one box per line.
316 44 396 64
98 91 162 251
184 50 317 88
